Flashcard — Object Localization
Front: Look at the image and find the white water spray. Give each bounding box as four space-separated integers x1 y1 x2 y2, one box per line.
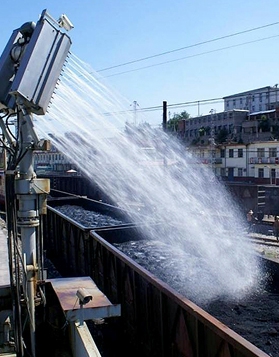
35 54 261 303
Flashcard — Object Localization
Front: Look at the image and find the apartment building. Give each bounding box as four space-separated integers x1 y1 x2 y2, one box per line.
180 90 279 148
223 85 279 112
180 109 248 146
34 149 76 173
177 85 279 186
192 141 279 185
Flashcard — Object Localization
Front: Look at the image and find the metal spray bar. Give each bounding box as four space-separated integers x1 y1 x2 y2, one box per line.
0 9 72 115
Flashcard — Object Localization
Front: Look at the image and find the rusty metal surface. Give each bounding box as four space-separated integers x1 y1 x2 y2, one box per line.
44 206 270 357
46 276 121 321
91 231 269 357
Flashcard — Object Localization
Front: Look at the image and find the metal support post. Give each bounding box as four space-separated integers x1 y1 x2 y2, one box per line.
16 109 39 357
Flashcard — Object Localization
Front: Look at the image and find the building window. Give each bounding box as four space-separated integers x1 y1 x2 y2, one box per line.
227 101 229 107
221 167 226 176
233 99 236 106
238 168 243 176
238 148 243 157
240 98 243 105
259 93 262 102
259 104 262 111
229 149 234 158
220 149 225 158
257 148 265 158
258 168 264 178
228 167 234 178
269 148 277 157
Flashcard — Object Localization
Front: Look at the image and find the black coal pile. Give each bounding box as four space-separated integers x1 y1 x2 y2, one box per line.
114 240 224 303
54 205 125 228
206 292 279 356
114 240 279 357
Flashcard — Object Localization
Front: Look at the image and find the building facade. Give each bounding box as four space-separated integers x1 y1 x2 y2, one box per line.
34 143 79 174
180 109 248 146
176 86 279 187
223 85 279 112
192 141 279 186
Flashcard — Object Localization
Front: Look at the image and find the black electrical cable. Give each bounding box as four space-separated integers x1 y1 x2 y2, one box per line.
5 113 17 141
103 34 279 78
97 21 279 72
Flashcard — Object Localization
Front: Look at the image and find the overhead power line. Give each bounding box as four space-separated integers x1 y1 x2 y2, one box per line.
97 21 279 73
103 97 224 116
102 34 279 78
138 98 224 113
104 87 279 116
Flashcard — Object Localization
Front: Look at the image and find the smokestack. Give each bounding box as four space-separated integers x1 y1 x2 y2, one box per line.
163 101 167 131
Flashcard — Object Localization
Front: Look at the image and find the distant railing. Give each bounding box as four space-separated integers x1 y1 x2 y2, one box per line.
249 157 279 164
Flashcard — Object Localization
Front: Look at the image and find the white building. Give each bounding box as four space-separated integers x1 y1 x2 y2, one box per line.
192 141 279 185
223 85 279 113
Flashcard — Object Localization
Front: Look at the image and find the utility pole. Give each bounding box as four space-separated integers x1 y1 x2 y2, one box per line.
209 109 216 171
132 100 139 125
274 84 278 120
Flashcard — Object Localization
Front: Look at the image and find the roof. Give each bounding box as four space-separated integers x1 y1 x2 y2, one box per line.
249 109 276 116
223 86 273 99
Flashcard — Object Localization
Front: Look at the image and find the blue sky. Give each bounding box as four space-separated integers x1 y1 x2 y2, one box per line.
1 1 279 126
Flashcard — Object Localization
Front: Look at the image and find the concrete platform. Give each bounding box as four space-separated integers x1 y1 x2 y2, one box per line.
0 226 10 289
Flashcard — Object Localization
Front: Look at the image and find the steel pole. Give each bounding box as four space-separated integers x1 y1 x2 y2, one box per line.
16 110 39 357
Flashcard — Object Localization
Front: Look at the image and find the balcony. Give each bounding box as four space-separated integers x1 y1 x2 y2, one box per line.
249 157 279 164
200 158 223 165
213 158 223 164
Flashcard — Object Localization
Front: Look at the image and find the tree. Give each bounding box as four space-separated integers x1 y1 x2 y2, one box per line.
258 117 270 132
167 110 190 132
216 128 228 144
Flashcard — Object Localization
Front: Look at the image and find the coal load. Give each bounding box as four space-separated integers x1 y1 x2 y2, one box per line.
114 240 279 356
55 205 124 228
